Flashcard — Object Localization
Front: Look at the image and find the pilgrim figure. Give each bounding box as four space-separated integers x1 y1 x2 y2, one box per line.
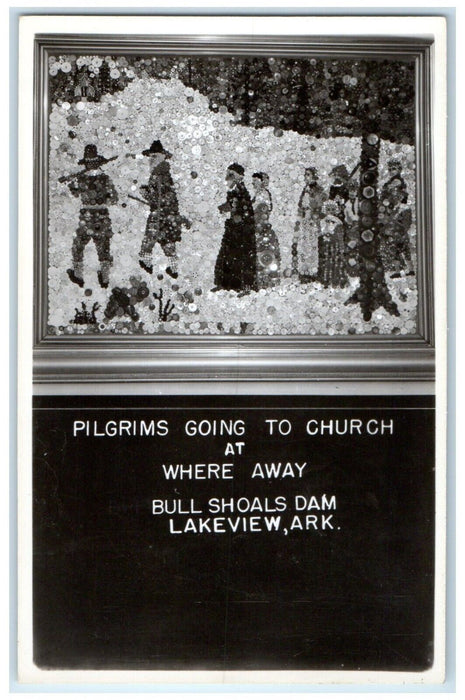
380 157 408 204
344 180 360 276
213 163 257 296
379 187 415 278
316 200 348 288
328 164 350 218
138 140 190 279
66 144 118 289
292 167 326 282
251 172 280 288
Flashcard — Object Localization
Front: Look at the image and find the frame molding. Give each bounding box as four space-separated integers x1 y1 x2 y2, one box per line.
33 34 435 383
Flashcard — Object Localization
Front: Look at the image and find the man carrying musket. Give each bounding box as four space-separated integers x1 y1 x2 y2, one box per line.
66 144 118 288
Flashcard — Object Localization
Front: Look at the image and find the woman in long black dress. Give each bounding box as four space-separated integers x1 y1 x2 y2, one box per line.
213 163 258 296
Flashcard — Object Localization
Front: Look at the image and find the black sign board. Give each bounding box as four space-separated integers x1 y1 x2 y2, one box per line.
33 395 434 672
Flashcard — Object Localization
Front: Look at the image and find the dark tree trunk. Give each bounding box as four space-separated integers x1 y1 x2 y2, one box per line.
345 130 400 322
188 59 192 86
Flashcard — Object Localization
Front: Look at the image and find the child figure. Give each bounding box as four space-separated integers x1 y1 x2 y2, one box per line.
328 164 350 219
316 201 348 288
344 180 360 276
251 172 281 288
379 187 415 279
381 157 408 204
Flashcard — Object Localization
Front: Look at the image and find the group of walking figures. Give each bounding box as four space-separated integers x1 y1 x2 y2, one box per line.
64 140 415 296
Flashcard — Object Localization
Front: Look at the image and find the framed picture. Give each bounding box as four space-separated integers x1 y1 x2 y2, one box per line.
28 22 438 382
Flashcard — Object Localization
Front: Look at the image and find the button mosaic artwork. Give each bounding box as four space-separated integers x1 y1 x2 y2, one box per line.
47 54 417 335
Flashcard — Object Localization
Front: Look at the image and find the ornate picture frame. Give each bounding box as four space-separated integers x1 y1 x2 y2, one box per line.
31 32 436 383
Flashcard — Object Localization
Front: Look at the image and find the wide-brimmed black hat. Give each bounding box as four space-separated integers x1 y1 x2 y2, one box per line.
330 164 349 181
78 144 111 166
227 163 245 176
142 140 172 158
252 171 268 181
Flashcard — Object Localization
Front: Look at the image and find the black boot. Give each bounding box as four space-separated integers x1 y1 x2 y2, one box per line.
139 260 153 274
128 305 140 322
98 271 108 289
67 268 84 288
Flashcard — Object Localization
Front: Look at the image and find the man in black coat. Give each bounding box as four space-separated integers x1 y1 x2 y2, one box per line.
138 140 190 279
213 163 258 296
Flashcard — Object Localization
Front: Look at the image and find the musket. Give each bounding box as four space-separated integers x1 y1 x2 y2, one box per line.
128 194 192 230
58 155 119 184
128 193 150 206
348 161 361 180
